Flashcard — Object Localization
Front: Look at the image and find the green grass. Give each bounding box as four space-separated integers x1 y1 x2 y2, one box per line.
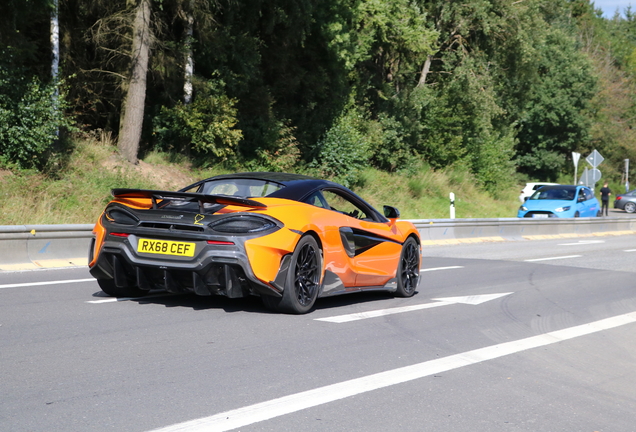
0 139 522 225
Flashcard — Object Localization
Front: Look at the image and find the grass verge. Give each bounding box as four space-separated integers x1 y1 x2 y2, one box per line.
0 138 522 225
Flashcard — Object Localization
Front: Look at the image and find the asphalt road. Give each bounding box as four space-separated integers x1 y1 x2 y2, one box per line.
2 235 636 431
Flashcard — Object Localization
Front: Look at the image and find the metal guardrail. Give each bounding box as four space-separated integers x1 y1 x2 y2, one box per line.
0 224 94 271
1 217 635 270
410 217 636 243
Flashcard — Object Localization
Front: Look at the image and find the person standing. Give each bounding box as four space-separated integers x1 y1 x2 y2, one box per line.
600 182 612 216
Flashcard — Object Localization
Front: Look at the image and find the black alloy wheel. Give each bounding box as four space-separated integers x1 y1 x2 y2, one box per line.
265 235 322 314
395 237 420 297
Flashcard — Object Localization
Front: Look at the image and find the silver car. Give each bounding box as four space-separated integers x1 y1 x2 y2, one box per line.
614 190 636 213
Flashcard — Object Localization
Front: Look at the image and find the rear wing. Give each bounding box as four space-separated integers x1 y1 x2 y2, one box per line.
111 189 267 212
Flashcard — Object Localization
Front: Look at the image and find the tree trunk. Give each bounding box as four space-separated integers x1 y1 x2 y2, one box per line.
183 0 194 105
416 55 432 88
51 0 60 137
50 0 59 83
118 0 152 164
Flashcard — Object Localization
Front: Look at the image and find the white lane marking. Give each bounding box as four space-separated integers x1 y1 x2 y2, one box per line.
524 255 582 262
558 240 605 246
88 297 138 304
420 266 464 272
149 311 636 432
0 278 94 289
86 292 176 303
624 249 636 252
315 293 512 323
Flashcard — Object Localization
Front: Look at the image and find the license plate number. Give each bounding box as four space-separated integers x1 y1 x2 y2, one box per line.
137 238 195 257
532 214 549 218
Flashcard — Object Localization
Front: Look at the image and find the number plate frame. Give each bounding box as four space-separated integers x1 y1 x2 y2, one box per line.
137 238 196 257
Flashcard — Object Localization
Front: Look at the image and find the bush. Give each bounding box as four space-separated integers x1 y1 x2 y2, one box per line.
244 120 301 172
152 81 242 166
0 66 74 170
311 107 371 187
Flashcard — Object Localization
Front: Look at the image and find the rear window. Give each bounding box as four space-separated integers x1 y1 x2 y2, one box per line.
196 179 285 198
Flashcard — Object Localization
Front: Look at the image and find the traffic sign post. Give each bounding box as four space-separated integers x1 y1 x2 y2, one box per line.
581 149 604 190
572 152 581 186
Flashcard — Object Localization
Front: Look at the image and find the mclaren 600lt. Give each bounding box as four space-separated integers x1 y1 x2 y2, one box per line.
88 172 421 314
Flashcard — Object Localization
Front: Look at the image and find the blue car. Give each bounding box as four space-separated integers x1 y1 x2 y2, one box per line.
517 185 600 218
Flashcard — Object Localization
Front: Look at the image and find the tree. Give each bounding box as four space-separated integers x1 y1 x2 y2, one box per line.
118 0 153 164
515 27 596 180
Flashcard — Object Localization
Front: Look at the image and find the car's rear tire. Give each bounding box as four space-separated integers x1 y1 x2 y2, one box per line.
97 278 147 298
625 202 636 213
395 237 420 297
265 235 323 314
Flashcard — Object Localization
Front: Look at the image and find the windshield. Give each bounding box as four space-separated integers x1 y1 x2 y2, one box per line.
529 188 575 201
196 178 285 198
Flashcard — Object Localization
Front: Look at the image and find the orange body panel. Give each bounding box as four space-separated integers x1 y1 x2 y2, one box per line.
89 216 106 268
243 198 418 288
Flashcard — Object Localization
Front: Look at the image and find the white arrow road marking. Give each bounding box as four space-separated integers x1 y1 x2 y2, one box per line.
314 293 513 323
0 278 94 289
524 255 582 262
148 311 636 432
87 292 176 303
420 266 464 272
88 297 143 304
431 292 513 305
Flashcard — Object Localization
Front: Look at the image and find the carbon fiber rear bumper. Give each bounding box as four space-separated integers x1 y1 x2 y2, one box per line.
89 236 282 298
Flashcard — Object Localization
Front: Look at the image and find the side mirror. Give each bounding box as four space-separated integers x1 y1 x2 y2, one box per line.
383 205 400 219
524 196 529 202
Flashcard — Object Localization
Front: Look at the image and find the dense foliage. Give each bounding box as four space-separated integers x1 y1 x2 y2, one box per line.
2 0 636 193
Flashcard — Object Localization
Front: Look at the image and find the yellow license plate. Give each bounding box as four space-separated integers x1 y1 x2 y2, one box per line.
137 238 196 257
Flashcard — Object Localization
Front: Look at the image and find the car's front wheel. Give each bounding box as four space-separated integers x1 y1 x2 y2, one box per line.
263 235 323 314
97 278 147 298
395 237 420 297
625 202 636 213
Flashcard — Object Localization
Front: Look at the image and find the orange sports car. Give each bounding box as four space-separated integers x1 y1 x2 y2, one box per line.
88 172 421 314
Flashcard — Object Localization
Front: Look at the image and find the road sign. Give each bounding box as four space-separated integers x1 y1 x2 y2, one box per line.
586 149 604 168
579 167 601 186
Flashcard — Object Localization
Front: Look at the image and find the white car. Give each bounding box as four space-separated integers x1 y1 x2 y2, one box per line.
519 182 559 203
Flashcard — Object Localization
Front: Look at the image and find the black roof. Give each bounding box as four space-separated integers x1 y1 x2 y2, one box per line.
184 172 387 222
190 172 347 201
209 172 317 184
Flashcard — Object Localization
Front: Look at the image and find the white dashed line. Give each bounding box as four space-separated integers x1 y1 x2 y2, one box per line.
0 278 94 289
524 255 582 262
558 240 605 246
